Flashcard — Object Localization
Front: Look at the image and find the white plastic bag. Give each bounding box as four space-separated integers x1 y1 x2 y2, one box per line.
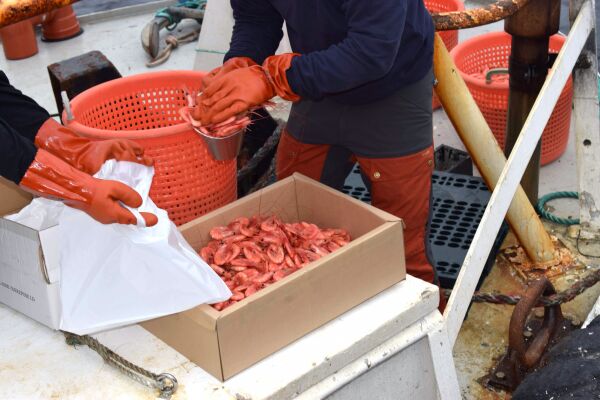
7 197 65 230
10 160 231 335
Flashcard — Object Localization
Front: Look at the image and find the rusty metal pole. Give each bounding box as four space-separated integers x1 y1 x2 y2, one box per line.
504 0 561 204
433 0 532 31
0 0 77 28
433 34 556 263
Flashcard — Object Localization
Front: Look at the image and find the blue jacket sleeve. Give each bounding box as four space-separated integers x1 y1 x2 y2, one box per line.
224 0 284 64
0 71 48 184
0 117 37 184
287 0 407 100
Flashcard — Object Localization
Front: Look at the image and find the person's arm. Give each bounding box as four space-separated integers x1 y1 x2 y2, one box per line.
0 117 37 184
0 118 157 227
192 0 411 124
286 0 408 100
224 0 284 64
0 71 50 141
0 71 152 175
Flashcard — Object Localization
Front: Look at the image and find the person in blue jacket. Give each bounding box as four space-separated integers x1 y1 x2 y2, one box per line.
192 0 442 306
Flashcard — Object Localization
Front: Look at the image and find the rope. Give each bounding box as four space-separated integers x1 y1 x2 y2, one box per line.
155 0 206 30
64 333 178 399
237 120 285 181
536 191 580 225
146 28 201 68
195 48 228 55
446 267 600 307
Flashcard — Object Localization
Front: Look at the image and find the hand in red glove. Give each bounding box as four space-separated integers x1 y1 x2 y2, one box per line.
192 53 301 125
35 118 153 175
20 149 158 227
200 57 257 90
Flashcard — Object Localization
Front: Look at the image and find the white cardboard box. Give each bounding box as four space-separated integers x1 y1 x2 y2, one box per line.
0 178 62 329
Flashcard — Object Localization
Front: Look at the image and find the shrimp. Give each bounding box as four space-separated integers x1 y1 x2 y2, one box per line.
214 243 241 265
210 226 234 240
231 292 245 301
245 284 260 297
267 244 285 264
209 263 225 275
208 215 352 311
240 241 263 263
260 215 278 232
200 246 215 263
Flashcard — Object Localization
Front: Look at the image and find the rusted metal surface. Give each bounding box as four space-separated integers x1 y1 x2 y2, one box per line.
469 267 600 306
481 278 577 392
47 50 121 116
502 236 577 281
455 224 600 399
0 0 77 28
509 278 562 369
432 0 530 31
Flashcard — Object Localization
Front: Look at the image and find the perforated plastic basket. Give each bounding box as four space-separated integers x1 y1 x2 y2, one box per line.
425 0 465 109
450 32 573 165
64 71 237 226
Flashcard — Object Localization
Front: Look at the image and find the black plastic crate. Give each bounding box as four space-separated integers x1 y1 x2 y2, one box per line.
342 166 508 289
430 172 509 289
434 144 473 176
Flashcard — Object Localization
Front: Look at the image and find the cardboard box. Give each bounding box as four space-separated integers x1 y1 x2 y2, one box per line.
0 178 62 329
142 173 406 381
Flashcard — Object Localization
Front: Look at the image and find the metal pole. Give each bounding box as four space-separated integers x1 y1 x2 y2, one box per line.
433 34 556 264
504 0 561 204
432 0 532 31
444 2 595 342
0 0 77 28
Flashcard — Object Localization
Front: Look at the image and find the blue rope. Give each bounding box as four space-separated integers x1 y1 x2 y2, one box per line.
536 191 579 225
155 0 206 31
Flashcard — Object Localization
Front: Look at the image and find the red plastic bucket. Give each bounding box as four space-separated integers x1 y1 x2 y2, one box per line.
450 31 573 165
64 71 237 225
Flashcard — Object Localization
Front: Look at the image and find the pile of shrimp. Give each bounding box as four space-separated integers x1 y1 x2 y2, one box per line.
199 215 351 311
179 91 274 138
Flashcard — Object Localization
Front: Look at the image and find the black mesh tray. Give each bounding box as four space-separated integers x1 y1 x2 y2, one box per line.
342 166 508 289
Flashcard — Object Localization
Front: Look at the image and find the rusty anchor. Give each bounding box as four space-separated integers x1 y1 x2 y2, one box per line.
481 277 577 392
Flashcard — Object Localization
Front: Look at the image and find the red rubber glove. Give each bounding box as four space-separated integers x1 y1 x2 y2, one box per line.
35 118 153 175
192 53 301 125
19 149 158 227
201 57 257 90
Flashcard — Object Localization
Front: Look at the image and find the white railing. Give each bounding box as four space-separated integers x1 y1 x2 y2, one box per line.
444 0 598 345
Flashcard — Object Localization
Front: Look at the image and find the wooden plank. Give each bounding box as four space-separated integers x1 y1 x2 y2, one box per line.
571 0 600 239
444 0 595 345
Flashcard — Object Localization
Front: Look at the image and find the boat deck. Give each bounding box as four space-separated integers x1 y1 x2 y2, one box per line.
0 1 597 399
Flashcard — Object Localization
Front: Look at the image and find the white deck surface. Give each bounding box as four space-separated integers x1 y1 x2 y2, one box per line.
0 275 438 400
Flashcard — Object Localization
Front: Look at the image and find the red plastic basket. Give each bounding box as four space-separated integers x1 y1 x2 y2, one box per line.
450 32 573 165
64 71 237 226
425 0 465 109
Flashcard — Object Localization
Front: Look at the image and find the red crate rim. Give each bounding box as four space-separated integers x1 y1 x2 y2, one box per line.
63 70 205 140
449 31 568 90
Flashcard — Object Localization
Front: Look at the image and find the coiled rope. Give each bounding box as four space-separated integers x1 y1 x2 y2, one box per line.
536 191 579 225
